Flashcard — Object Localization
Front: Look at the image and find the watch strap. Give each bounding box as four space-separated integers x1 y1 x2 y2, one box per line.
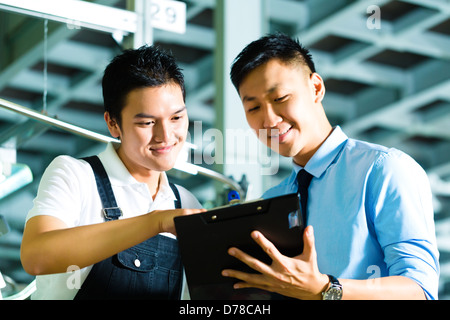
327 274 339 286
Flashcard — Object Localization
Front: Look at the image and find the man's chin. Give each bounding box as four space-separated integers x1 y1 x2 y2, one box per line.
269 145 297 158
152 158 178 172
152 163 175 173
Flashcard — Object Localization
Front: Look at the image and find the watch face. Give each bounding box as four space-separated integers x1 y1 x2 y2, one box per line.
324 287 343 300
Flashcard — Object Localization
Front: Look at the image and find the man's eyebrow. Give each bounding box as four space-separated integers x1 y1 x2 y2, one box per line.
242 86 278 103
134 113 155 119
242 96 255 103
134 106 186 119
173 106 187 114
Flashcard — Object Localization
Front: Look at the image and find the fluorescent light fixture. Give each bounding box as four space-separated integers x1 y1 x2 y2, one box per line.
0 271 6 300
0 98 119 144
0 0 187 35
173 160 199 176
0 0 137 34
0 163 33 199
173 142 199 175
0 215 10 238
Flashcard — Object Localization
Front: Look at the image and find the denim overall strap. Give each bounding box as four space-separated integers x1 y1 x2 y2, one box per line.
74 156 183 300
169 182 181 209
82 156 122 221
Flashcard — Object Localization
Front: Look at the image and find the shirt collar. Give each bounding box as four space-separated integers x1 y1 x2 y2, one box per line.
155 171 177 203
98 142 136 186
293 126 348 178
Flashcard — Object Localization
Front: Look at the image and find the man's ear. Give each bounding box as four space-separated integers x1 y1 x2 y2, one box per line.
310 73 325 104
104 112 121 139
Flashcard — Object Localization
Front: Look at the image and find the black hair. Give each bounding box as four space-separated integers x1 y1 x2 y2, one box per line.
102 45 185 125
230 32 315 92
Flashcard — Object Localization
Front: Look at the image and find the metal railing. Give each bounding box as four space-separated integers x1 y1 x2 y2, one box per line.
0 97 244 196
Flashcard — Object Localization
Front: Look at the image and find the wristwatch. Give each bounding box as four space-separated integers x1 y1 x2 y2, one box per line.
322 275 343 300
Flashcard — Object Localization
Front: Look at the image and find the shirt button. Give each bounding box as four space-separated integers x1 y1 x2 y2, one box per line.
134 259 141 268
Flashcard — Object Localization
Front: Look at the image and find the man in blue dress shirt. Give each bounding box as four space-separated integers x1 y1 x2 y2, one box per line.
222 33 439 300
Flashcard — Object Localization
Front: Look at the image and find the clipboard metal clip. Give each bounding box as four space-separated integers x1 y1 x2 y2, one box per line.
288 209 301 229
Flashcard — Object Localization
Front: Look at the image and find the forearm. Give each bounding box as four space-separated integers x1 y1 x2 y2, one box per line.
339 276 426 300
21 213 161 275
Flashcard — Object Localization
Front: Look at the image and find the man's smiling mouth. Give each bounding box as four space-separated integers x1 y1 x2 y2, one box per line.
270 126 292 138
150 144 175 154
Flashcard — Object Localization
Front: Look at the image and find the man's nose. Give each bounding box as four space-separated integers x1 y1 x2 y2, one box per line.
153 121 171 142
263 105 283 128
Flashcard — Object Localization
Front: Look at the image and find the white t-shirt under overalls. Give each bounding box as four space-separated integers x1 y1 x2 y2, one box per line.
26 142 202 299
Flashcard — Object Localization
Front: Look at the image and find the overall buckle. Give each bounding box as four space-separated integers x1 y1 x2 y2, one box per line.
102 207 123 221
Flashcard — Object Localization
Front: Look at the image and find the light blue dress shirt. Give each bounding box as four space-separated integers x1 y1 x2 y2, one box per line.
262 126 440 299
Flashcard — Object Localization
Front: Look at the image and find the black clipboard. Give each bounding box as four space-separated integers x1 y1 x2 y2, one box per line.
174 193 304 300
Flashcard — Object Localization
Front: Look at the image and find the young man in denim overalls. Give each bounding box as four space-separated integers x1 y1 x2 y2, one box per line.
21 46 204 299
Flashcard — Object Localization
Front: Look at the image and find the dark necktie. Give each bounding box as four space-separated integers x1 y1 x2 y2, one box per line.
296 169 313 227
